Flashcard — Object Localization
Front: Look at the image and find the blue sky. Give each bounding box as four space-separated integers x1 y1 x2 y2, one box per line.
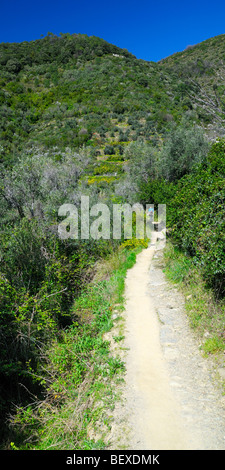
1 0 225 62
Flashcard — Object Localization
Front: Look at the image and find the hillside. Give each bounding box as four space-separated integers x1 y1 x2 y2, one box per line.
1 33 225 185
0 32 224 449
160 34 225 136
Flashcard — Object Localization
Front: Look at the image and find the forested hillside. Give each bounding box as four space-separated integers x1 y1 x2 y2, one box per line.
0 32 224 449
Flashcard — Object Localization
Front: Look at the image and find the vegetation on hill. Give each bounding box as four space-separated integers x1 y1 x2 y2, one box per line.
0 32 224 449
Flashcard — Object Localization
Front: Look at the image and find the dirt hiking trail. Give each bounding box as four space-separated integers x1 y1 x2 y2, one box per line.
107 232 225 450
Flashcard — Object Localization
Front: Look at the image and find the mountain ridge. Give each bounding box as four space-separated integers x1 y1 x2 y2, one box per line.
1 31 225 170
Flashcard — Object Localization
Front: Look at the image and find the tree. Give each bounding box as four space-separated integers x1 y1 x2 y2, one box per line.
104 145 114 155
6 58 21 74
125 141 159 185
159 121 209 181
0 148 90 221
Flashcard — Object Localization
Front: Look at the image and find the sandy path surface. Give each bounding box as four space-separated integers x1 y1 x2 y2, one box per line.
107 232 225 450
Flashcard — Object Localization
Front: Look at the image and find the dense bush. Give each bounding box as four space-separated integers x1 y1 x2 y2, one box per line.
159 120 209 181
0 145 112 441
167 140 225 296
132 138 224 297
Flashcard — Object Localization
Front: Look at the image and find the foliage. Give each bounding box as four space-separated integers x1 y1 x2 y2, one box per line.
159 119 209 181
164 242 225 355
124 141 159 184
0 30 225 447
167 139 225 297
9 245 138 450
120 238 149 250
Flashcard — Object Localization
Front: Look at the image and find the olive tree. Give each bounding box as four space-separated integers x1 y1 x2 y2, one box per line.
159 121 209 181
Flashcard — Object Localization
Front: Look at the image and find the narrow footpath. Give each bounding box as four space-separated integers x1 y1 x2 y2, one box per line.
107 232 225 450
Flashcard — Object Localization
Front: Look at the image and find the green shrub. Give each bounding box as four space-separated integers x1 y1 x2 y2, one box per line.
120 238 149 250
168 139 225 297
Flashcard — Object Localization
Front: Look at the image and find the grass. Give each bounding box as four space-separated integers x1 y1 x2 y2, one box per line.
164 242 225 357
87 175 118 185
9 241 146 450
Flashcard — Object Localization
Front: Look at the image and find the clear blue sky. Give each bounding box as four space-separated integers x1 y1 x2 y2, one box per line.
1 0 225 62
